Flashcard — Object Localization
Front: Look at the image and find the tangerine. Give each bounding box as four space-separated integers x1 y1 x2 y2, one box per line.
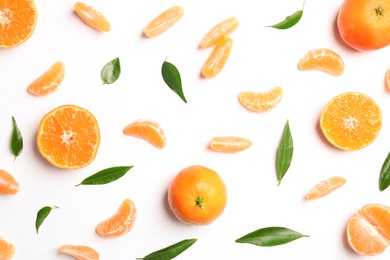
0 237 14 260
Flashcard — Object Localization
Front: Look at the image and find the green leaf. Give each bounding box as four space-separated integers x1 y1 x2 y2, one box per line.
11 116 23 160
101 57 121 84
162 60 187 103
235 226 309 246
379 151 390 191
276 120 294 185
75 166 133 186
266 1 305 29
136 238 197 260
35 205 59 234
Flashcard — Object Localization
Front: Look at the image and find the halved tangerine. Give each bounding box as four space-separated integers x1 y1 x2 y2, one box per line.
298 48 344 76
238 86 283 112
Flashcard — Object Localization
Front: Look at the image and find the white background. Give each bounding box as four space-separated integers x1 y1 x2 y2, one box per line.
1 0 390 259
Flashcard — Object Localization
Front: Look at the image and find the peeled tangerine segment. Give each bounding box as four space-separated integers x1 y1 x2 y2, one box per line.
123 119 166 149
0 169 20 195
238 86 283 112
0 237 15 260
200 17 239 48
306 176 346 200
298 48 344 76
144 6 184 37
59 245 100 260
210 136 252 153
74 2 111 32
202 37 233 78
27 61 65 96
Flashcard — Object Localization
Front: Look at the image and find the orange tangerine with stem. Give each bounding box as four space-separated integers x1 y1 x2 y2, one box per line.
306 176 346 200
74 2 110 32
144 6 184 38
238 86 283 112
0 237 15 260
202 37 233 78
298 48 344 76
200 17 239 48
209 136 252 153
59 245 100 260
27 61 65 96
123 119 166 149
0 169 19 195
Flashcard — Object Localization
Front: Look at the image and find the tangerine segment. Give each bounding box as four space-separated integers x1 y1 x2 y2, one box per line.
386 67 390 90
238 86 283 112
96 199 137 238
59 245 100 260
306 176 346 200
209 136 252 153
0 237 15 260
27 61 65 96
144 6 184 38
0 170 19 195
200 17 239 48
123 119 166 149
0 0 37 48
298 48 345 76
320 92 382 151
74 2 110 32
202 37 233 78
36 105 100 170
347 204 390 256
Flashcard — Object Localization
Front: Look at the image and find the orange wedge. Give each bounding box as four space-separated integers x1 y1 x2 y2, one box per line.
238 86 283 112
209 136 252 153
27 61 65 96
298 48 344 76
0 170 19 195
202 37 233 78
144 6 184 38
59 245 100 260
385 67 390 90
123 119 166 149
306 176 346 200
74 2 110 32
200 17 239 48
0 237 15 260
96 199 137 238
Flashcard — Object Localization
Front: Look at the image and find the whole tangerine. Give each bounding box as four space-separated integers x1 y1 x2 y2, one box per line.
337 0 390 51
167 165 227 225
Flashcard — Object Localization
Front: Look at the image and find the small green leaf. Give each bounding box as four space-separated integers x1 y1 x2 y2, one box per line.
162 60 187 103
235 226 309 246
75 166 133 186
276 120 294 185
36 205 59 234
136 238 197 260
11 116 23 160
379 151 390 191
266 1 305 29
101 57 121 84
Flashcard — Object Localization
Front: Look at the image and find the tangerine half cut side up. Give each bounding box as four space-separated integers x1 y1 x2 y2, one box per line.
36 104 100 170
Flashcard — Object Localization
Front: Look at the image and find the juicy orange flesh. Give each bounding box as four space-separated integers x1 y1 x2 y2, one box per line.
0 170 19 195
306 176 346 200
238 86 283 112
209 136 252 153
96 199 137 237
298 48 344 76
361 204 390 240
202 37 233 78
123 120 166 149
386 67 390 90
200 17 239 48
74 2 110 32
0 0 37 48
37 106 100 169
0 237 15 260
59 245 100 260
320 93 382 150
27 61 65 96
144 6 184 37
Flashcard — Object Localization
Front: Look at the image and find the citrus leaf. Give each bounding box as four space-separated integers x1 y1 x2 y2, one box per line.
276 120 294 185
235 226 309 246
266 1 305 29
162 60 187 103
75 166 133 186
11 116 23 160
136 238 197 260
101 57 121 84
379 151 390 191
35 205 59 234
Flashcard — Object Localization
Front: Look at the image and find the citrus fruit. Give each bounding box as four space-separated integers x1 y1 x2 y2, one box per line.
200 17 239 48
298 48 344 76
238 86 283 112
59 245 100 260
320 92 382 151
209 136 252 153
96 199 137 238
36 104 100 169
0 170 19 195
337 0 390 51
385 66 390 90
0 237 15 260
74 2 110 32
168 165 227 225
144 6 184 38
0 0 37 48
123 119 166 149
202 37 233 78
306 176 346 200
347 204 390 255
27 61 65 96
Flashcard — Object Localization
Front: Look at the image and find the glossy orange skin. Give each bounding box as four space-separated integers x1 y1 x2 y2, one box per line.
337 0 390 51
168 165 227 225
